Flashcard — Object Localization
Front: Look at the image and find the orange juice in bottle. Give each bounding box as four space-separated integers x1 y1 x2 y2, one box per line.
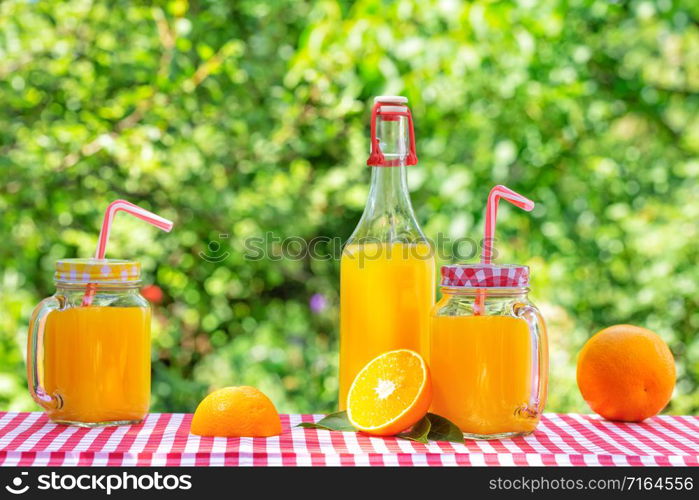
339 97 435 408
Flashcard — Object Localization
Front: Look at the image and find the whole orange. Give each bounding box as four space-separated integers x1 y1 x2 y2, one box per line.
190 386 282 437
576 325 675 422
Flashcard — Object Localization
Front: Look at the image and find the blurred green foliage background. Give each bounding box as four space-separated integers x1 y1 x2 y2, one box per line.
1 0 698 415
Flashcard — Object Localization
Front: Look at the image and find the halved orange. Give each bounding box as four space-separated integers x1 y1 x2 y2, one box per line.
347 349 432 436
191 386 282 437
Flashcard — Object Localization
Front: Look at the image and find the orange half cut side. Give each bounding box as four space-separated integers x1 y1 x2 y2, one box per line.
347 349 432 436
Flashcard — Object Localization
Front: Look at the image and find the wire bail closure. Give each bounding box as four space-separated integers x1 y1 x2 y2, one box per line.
367 98 418 167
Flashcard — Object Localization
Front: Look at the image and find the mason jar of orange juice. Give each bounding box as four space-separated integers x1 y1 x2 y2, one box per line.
27 259 151 426
430 264 548 439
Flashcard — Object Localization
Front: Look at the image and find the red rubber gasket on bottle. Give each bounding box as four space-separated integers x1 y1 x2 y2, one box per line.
367 100 418 167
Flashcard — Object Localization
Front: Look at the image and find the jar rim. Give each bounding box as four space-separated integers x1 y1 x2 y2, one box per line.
440 285 530 295
54 280 143 287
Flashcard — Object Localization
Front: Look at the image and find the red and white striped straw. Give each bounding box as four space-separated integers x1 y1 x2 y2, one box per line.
93 200 173 259
481 185 535 264
476 185 535 315
81 200 173 306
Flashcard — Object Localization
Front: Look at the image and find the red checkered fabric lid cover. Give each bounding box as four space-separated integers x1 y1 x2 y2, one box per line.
440 264 529 288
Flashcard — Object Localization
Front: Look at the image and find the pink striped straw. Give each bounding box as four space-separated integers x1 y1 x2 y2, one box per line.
81 200 174 306
481 185 535 264
475 185 535 314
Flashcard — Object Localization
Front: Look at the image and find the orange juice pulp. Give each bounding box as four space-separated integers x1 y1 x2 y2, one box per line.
339 242 435 409
430 315 538 436
43 306 151 424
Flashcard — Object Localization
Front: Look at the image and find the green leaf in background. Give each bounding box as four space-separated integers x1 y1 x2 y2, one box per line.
426 413 464 444
297 411 356 432
396 415 431 444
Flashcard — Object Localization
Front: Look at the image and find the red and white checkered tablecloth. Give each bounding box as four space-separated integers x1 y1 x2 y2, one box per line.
0 412 696 466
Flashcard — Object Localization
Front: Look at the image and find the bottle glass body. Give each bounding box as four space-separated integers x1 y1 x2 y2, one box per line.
339 111 435 408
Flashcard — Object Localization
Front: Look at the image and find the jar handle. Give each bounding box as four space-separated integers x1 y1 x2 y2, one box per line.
514 303 549 418
27 297 64 410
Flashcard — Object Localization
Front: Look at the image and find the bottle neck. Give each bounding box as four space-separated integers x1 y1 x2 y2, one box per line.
348 109 427 244
366 164 413 214
348 163 426 244
370 115 412 210
376 114 409 161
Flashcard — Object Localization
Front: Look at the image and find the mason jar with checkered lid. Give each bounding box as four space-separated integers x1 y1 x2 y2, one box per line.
27 258 151 427
429 263 548 439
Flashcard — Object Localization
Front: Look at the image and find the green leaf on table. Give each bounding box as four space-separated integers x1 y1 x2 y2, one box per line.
297 411 463 445
396 415 431 444
426 413 464 444
297 411 356 432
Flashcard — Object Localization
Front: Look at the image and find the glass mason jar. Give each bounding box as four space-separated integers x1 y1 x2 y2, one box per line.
27 259 151 427
430 264 548 439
